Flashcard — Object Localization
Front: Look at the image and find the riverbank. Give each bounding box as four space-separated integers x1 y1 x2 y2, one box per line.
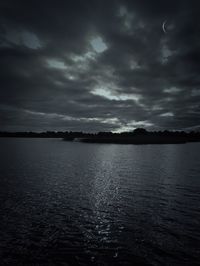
64 136 188 144
1 129 200 144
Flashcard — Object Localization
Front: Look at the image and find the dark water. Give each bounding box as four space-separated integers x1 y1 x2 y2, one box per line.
0 138 200 266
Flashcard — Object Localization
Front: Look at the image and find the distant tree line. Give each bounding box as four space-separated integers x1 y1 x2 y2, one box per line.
0 128 200 143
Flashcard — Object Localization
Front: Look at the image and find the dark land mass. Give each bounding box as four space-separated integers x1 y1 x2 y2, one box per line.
1 128 200 144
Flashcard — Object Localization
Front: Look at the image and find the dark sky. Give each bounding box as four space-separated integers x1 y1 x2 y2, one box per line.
1 0 200 132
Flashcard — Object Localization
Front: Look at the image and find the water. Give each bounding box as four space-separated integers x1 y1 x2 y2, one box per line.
0 138 200 265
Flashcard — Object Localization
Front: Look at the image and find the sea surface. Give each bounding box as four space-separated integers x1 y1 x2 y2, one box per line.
0 138 200 265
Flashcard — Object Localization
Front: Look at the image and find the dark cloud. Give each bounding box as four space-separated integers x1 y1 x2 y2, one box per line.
0 0 200 132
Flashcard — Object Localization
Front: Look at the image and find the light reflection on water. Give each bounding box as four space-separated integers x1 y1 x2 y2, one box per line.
0 139 200 265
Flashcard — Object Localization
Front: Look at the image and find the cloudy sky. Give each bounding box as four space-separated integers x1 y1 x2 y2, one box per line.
0 0 200 132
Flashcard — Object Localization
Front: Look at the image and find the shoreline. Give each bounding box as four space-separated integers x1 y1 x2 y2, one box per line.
1 129 200 144
64 136 189 144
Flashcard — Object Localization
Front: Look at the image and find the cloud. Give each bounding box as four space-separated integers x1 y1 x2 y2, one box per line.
0 0 200 132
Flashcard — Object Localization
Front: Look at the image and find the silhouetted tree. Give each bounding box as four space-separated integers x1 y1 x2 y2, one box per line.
133 128 147 135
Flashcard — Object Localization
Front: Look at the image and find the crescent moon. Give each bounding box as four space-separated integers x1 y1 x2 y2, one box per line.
162 20 167 33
